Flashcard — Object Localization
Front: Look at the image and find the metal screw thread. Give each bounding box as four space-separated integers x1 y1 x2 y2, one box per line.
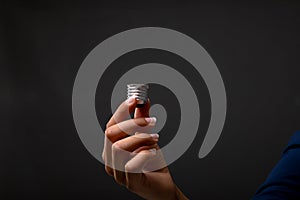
127 84 149 105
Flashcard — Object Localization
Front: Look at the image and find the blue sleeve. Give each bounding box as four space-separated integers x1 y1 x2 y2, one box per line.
252 131 300 200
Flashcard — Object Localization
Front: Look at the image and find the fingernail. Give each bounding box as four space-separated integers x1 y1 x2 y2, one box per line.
145 117 157 126
126 97 135 104
149 148 156 155
150 133 159 139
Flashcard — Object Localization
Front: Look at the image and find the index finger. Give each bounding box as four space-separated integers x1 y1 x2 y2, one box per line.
106 97 137 128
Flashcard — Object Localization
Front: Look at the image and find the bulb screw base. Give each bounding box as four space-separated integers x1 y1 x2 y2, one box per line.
127 84 149 106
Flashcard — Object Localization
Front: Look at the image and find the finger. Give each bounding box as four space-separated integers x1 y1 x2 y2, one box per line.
143 147 167 173
103 132 157 177
103 97 136 177
112 143 129 185
125 148 169 195
132 143 158 154
102 135 114 176
134 99 150 118
104 116 156 177
105 117 157 143
114 133 159 152
124 149 156 192
111 133 159 185
125 149 157 173
106 97 137 128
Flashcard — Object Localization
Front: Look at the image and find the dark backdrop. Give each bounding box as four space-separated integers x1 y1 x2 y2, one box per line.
1 1 300 199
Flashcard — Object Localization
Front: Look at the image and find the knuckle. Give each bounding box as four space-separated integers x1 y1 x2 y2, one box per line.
112 142 122 152
125 164 134 173
105 128 113 138
114 175 126 186
104 128 110 135
105 166 114 176
101 151 105 161
125 163 143 174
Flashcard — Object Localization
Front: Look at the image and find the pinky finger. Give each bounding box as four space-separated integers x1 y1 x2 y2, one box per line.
125 149 156 174
124 149 156 192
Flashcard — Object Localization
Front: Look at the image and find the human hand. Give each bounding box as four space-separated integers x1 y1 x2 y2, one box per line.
102 97 188 200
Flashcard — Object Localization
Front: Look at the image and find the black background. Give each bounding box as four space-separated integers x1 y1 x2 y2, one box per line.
1 1 300 199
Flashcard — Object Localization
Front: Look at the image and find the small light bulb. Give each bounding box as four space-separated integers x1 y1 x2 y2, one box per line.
127 84 149 106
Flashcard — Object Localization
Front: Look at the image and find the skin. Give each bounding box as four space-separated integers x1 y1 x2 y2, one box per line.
102 97 188 200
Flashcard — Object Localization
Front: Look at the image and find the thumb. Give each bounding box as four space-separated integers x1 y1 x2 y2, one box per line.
134 99 150 118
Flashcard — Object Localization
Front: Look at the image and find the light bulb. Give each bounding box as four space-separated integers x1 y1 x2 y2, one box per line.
127 84 149 107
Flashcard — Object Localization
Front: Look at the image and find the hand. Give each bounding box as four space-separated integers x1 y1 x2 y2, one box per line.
102 97 188 200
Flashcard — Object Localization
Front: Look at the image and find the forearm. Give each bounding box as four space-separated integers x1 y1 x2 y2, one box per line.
174 185 189 200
